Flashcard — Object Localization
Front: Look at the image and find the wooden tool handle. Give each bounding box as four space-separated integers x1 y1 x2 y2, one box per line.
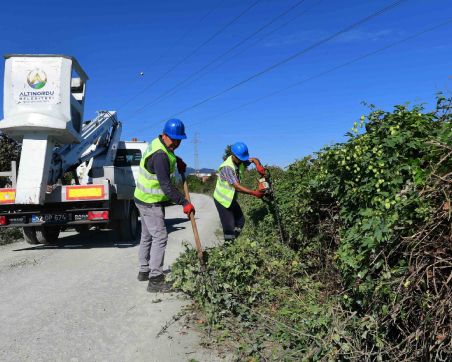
181 174 204 266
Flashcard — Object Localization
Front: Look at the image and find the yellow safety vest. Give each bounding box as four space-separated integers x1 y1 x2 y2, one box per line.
213 155 245 208
134 137 176 204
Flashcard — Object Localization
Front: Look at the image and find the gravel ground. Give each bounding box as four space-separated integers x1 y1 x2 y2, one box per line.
0 194 230 362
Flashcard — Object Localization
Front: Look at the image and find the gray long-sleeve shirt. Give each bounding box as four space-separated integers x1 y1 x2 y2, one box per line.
134 140 188 207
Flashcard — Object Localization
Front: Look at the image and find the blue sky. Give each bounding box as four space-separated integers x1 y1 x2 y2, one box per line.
0 0 451 168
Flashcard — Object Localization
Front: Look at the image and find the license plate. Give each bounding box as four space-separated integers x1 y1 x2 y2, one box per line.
31 214 68 223
8 216 27 224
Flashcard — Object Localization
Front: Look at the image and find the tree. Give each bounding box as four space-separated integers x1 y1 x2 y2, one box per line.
0 133 21 187
222 144 232 161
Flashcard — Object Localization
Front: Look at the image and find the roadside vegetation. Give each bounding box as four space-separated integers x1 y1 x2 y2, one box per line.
0 134 21 245
185 174 217 195
0 227 22 245
171 95 451 361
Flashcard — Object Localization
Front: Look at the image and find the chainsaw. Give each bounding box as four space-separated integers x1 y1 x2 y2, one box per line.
256 168 286 243
258 175 273 199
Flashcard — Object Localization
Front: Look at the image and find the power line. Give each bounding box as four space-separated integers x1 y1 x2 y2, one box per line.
205 0 323 77
126 0 308 119
129 0 323 118
189 19 452 128
117 0 226 111
119 0 263 111
146 0 406 124
150 0 226 66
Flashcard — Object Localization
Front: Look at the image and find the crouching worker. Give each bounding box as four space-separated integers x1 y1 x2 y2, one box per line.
134 119 195 293
213 142 266 242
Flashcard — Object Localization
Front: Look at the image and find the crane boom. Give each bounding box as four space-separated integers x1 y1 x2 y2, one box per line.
49 111 122 184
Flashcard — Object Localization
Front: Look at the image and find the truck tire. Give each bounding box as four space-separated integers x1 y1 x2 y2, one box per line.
118 204 139 241
35 226 60 245
22 227 39 245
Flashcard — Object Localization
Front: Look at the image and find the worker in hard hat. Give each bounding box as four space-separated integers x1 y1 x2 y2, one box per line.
213 142 266 242
134 119 194 293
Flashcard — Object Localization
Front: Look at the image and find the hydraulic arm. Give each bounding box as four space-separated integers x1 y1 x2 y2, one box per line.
49 111 122 185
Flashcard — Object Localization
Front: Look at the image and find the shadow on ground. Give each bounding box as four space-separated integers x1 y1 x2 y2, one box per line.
13 229 136 252
13 217 188 252
165 217 187 233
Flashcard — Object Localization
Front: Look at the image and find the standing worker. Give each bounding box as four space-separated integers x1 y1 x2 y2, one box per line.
134 119 195 293
213 142 266 242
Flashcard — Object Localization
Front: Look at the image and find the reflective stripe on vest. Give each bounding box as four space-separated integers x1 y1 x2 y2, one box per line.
138 167 158 180
213 156 244 208
135 183 165 195
134 137 177 204
138 167 175 181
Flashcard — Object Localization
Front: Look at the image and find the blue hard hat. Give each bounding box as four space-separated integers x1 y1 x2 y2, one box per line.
231 142 249 162
163 119 187 140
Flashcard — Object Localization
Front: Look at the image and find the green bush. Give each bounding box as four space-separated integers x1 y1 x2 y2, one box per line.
0 134 22 245
184 174 217 195
0 133 20 187
0 227 23 245
172 95 451 360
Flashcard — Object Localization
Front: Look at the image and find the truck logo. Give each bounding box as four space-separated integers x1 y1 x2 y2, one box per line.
27 69 47 89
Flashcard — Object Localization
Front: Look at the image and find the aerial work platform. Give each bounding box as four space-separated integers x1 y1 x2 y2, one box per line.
0 54 88 204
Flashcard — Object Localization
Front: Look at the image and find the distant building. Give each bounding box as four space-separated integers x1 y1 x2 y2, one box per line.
188 170 216 183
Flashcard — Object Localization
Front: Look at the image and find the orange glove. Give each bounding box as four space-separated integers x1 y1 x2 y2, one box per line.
250 190 264 199
256 164 266 176
183 203 195 215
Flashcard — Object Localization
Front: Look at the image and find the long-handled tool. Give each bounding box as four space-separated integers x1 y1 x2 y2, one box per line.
181 173 205 270
257 169 286 243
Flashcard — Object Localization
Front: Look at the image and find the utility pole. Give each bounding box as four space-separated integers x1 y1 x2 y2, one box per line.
192 132 200 174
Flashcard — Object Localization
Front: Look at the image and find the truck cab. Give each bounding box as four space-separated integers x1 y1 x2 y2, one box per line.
114 140 149 185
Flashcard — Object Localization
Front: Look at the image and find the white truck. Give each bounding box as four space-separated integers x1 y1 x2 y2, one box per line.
0 54 148 244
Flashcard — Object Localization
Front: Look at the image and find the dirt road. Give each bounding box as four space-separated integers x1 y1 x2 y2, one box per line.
0 194 227 362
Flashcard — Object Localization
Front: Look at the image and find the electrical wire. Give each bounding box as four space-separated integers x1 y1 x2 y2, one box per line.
204 0 323 79
118 0 263 111
127 0 322 119
187 18 452 128
152 0 407 123
117 0 226 110
148 0 226 68
126 0 308 119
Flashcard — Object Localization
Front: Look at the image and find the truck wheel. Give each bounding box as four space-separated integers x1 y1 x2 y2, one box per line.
22 227 39 245
35 226 60 245
118 204 139 241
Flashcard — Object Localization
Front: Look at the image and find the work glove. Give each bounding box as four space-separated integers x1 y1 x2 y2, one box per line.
250 190 264 199
183 202 195 215
256 164 266 176
176 156 187 174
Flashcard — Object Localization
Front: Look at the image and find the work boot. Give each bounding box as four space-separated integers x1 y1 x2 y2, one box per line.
137 271 149 281
223 233 236 246
147 274 173 293
223 236 236 246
